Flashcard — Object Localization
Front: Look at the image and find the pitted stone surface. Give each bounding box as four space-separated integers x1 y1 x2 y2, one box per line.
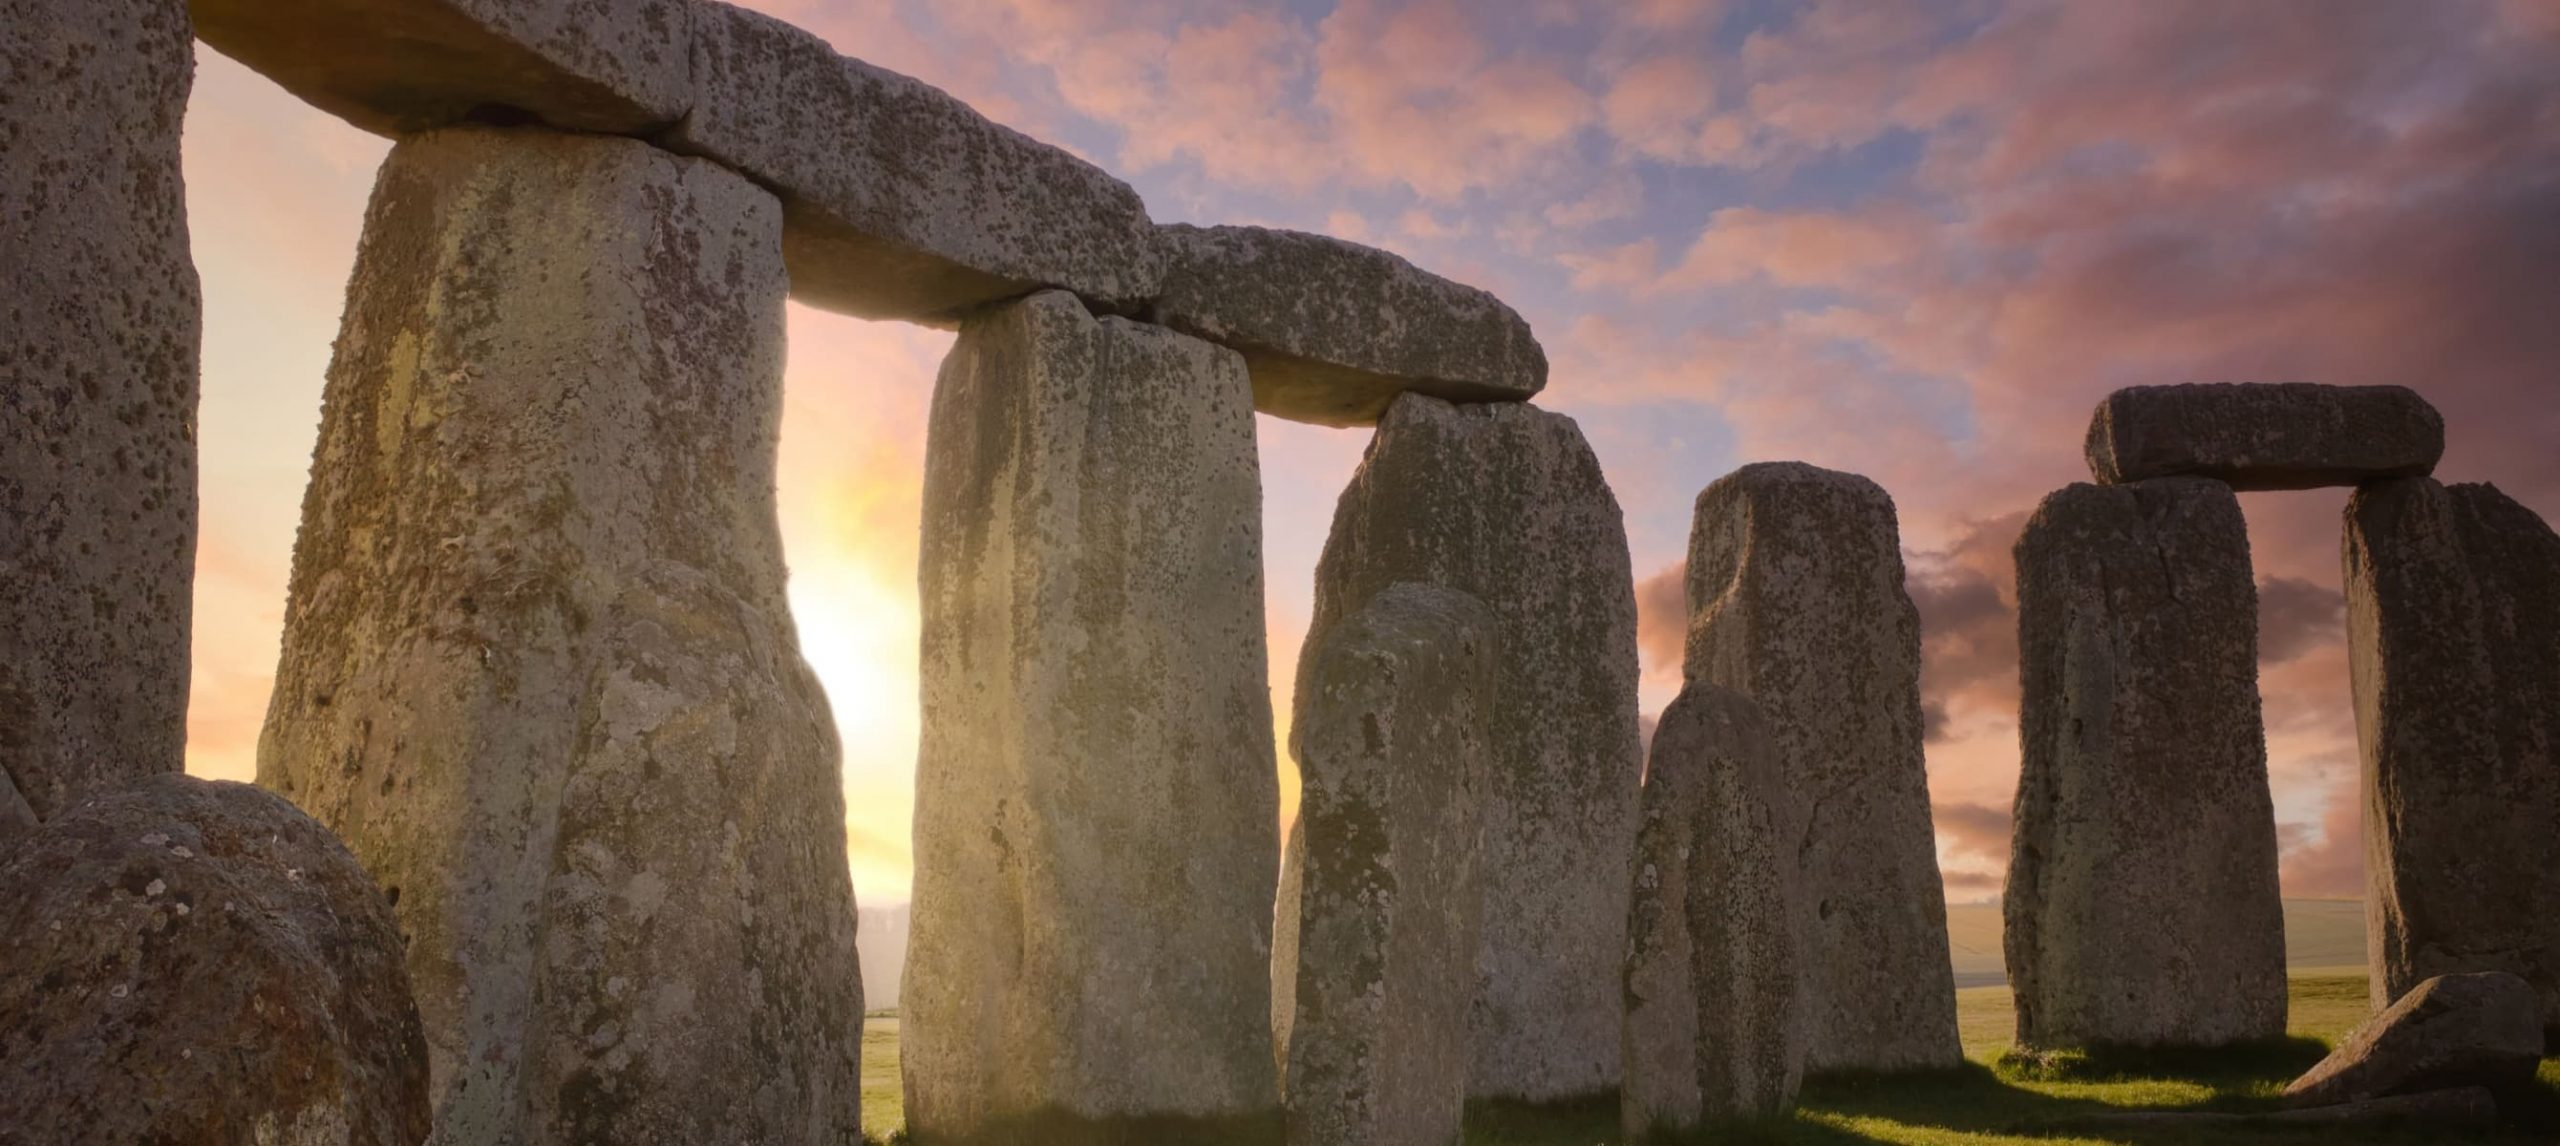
258 127 863 1145
1274 584 1497 1146
908 290 1280 1143
1 0 199 839
2007 478 2287 1049
2345 477 2560 1045
0 775 430 1145
1685 462 1960 1073
2284 972 2545 1108
1623 683 1805 1137
192 0 690 136
671 1 1162 323
1307 393 1642 1103
1150 225 1546 427
2085 383 2443 491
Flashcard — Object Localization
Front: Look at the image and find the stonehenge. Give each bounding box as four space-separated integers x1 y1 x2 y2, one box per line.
257 128 864 1143
907 290 1282 1142
1686 462 1962 1073
1 0 200 840
2345 477 2560 1042
2008 478 2287 1048
1308 393 1644 1103
0 775 430 1144
2283 971 2546 1110
1274 584 1498 1146
1622 683 1805 1136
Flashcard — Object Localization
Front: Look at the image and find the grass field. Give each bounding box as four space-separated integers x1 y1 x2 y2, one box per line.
859 977 2560 1143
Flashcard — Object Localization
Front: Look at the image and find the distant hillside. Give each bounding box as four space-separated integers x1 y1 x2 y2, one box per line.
857 898 2368 1007
1947 899 2367 987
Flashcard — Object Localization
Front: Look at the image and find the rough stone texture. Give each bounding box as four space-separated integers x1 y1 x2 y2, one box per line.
2084 383 2444 491
1308 393 1642 1103
1622 683 1805 1138
192 0 690 136
908 290 1280 1143
1685 462 1961 1073
0 0 199 838
1273 584 1497 1146
670 1 1162 324
1149 225 1546 427
2283 972 2545 1108
0 774 430 1145
257 127 863 1145
2345 477 2560 1044
2006 479 2287 1049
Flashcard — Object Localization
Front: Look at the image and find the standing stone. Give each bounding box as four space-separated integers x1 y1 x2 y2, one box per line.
2084 383 2443 491
908 290 1280 1143
1274 583 1497 1146
1308 393 1642 1103
1685 462 1960 1073
0 0 199 839
2007 479 2287 1048
0 775 431 1144
2283 972 2546 1109
258 127 863 1145
2344 477 2560 1044
1622 683 1805 1138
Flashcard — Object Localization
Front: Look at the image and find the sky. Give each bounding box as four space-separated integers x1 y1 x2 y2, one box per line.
179 0 2560 910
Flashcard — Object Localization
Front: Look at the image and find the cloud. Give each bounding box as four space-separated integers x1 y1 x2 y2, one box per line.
2277 779 2364 899
1632 560 1689 680
1933 800 2012 865
2257 576 2346 666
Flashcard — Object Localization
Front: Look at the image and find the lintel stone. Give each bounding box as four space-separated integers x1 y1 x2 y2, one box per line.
2085 382 2444 490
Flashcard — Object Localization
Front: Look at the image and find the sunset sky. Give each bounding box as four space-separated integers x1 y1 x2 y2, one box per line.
179 0 2560 909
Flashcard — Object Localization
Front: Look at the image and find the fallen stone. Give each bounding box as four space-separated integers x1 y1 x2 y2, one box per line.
2061 1087 2499 1132
2285 972 2545 1108
2345 477 2560 1045
0 774 430 1144
2084 382 2444 490
258 126 863 1144
670 1 1162 323
1686 462 1961 1073
1274 583 1498 1146
1308 393 1643 1103
1149 225 1546 427
192 0 690 136
2007 478 2287 1049
908 290 1280 1142
1 0 199 835
1623 682 1806 1138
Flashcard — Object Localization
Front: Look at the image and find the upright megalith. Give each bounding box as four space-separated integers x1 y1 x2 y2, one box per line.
2007 479 2287 1049
1686 462 1960 1073
1274 583 1498 1146
2085 383 2443 491
0 0 199 837
1309 393 1642 1103
258 127 863 1145
0 775 431 1144
2344 477 2560 1043
1623 683 1805 1137
908 290 1281 1143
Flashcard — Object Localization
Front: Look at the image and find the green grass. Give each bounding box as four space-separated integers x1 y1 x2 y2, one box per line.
858 978 2560 1144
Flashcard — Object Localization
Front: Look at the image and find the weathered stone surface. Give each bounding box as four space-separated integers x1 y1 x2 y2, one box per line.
0 774 430 1144
1149 225 1546 427
2284 972 2545 1108
2345 477 2560 1044
2007 478 2287 1049
0 0 199 838
258 127 863 1145
1623 682 1805 1138
1685 462 1960 1073
192 0 690 136
908 290 1280 1143
1273 584 1497 1146
2085 383 2443 491
1308 393 1642 1103
670 1 1162 324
